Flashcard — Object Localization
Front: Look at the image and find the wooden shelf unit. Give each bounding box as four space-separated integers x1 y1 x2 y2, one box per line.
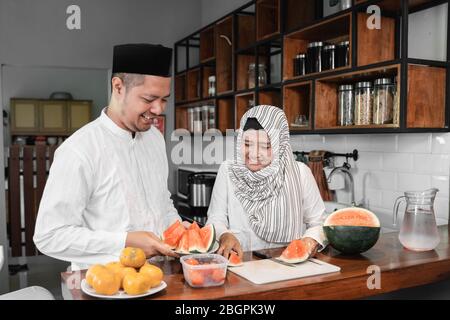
235 92 255 128
187 68 201 101
175 73 187 103
200 26 215 63
175 0 449 134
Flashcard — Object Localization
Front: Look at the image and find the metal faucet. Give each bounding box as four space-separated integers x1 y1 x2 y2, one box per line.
327 162 356 206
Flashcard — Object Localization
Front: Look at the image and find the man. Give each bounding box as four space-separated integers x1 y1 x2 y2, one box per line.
34 44 181 271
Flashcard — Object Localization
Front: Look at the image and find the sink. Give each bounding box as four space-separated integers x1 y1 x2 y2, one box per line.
322 201 398 234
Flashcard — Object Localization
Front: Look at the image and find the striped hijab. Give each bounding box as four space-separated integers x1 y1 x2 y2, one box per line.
227 105 304 243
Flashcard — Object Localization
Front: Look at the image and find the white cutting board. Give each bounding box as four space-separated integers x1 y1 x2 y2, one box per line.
228 259 341 285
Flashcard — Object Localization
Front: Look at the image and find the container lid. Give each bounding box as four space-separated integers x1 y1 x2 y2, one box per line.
296 53 306 58
355 81 372 88
201 105 209 110
187 108 194 113
339 84 353 91
249 63 256 68
374 78 393 85
308 41 324 48
208 75 216 81
338 40 350 46
194 106 202 111
324 44 336 50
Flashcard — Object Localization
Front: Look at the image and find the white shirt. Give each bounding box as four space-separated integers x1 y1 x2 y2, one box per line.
33 109 180 270
206 162 328 251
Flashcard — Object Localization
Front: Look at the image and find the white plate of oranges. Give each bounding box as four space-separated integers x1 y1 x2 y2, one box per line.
81 247 167 299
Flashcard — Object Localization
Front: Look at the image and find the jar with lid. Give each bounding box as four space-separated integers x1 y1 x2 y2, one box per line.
373 78 395 124
307 42 323 73
338 84 354 126
248 63 256 89
208 105 216 129
187 108 195 133
322 44 336 71
293 53 306 76
335 41 350 68
193 107 203 133
354 81 373 125
258 63 267 87
208 76 216 97
201 105 210 131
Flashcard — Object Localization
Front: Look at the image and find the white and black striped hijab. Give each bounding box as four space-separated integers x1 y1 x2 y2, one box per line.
227 105 304 243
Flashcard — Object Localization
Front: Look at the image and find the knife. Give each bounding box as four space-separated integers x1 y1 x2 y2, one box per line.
252 250 324 267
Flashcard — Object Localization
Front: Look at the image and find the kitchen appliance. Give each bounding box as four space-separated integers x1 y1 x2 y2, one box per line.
393 188 440 251
177 166 218 224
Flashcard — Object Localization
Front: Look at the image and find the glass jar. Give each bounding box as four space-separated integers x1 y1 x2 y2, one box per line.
258 63 267 87
354 81 373 125
338 84 354 126
187 108 195 133
306 41 323 73
336 40 350 68
208 105 216 129
201 105 209 131
248 63 256 89
393 77 400 126
193 107 203 133
294 53 306 77
322 44 336 71
373 78 395 125
208 76 216 97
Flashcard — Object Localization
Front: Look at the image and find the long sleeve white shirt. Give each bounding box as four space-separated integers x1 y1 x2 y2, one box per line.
206 162 328 251
33 109 180 270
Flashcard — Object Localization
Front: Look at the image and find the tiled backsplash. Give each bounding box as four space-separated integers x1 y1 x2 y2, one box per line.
290 133 450 223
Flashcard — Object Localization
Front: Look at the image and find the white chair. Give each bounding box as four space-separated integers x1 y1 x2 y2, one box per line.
0 245 55 300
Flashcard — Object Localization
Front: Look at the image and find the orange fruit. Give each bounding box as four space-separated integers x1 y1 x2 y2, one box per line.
188 270 205 286
105 261 124 274
123 273 151 295
90 267 121 296
185 258 200 266
85 264 105 287
120 247 147 268
139 263 164 288
105 262 137 289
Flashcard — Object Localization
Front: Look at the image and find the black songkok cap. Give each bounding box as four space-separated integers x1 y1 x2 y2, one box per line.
112 43 173 77
243 117 264 131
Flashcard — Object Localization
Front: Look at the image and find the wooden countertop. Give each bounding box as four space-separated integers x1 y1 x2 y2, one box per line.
61 225 450 300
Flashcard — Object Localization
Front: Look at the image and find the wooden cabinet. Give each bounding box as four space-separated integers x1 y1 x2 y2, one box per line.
174 0 449 134
10 98 92 136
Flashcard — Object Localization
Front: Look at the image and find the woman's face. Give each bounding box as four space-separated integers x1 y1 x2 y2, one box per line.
242 129 273 172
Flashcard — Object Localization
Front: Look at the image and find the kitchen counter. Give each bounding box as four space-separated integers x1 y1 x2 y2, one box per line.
61 225 450 300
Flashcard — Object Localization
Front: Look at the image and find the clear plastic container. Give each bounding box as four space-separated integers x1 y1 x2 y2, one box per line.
187 108 194 133
208 105 216 129
338 84 354 126
373 78 395 125
201 105 209 131
180 254 228 288
193 107 202 134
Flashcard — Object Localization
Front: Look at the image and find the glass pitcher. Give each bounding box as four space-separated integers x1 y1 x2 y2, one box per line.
393 188 440 251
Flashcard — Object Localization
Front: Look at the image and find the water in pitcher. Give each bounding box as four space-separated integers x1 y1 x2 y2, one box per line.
398 209 440 251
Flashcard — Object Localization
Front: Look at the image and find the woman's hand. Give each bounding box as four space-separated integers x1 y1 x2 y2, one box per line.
302 237 320 258
217 233 243 259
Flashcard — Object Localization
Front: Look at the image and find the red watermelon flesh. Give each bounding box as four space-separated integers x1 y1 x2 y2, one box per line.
177 231 190 254
279 239 309 264
228 251 243 267
162 220 186 249
188 229 207 253
324 208 380 227
188 221 201 231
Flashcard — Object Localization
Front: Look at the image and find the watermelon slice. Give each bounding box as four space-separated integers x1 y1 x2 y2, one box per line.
188 221 201 231
199 224 215 252
228 251 243 267
279 239 309 264
188 229 207 253
176 230 190 254
162 220 186 249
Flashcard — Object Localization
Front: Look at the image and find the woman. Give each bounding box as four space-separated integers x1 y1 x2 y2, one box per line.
206 105 328 259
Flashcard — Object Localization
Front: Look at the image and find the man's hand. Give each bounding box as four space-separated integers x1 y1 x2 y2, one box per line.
217 233 243 259
126 231 179 258
302 237 320 258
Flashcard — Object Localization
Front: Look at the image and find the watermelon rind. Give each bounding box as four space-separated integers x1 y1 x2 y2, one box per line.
278 254 308 264
323 225 380 254
200 225 216 252
188 229 208 254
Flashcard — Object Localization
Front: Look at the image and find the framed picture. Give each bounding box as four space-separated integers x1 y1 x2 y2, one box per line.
153 115 166 136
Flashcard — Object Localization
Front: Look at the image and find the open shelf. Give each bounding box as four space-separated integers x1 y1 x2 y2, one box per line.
187 68 201 101
283 13 352 81
259 89 282 107
202 66 216 99
175 73 187 103
237 13 256 50
285 0 321 32
200 26 216 63
256 0 280 41
315 64 400 130
175 107 189 130
236 53 256 91
235 92 255 128
217 97 235 133
216 16 234 94
283 81 313 131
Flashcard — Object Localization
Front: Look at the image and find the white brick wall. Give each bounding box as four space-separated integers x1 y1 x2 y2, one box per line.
290 133 450 224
